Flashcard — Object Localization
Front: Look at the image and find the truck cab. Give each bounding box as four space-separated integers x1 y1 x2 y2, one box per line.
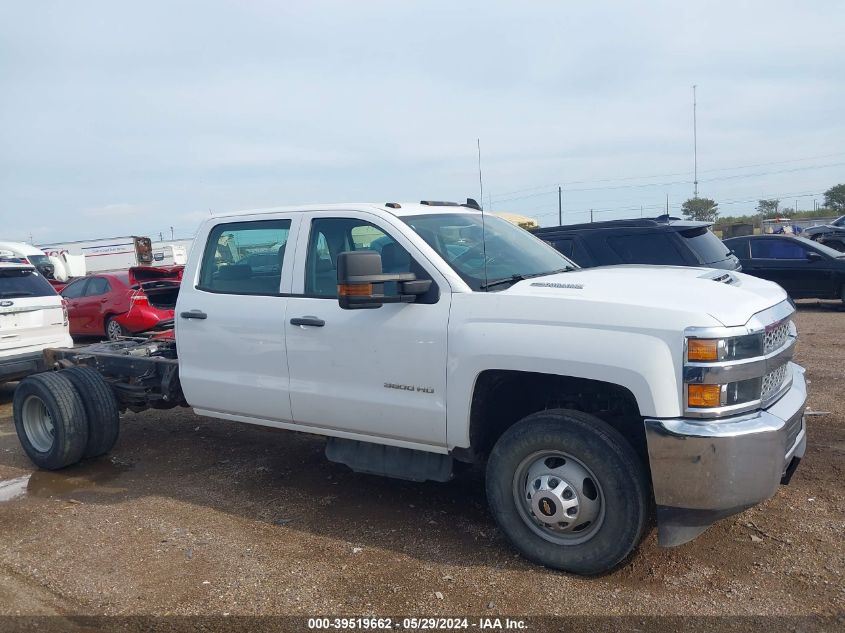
14 201 807 575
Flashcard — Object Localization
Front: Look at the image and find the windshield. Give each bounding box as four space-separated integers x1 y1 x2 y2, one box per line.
402 213 576 291
27 254 50 267
679 227 732 264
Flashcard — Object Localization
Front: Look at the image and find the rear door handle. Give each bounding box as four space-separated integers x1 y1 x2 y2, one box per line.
180 310 207 320
290 316 325 327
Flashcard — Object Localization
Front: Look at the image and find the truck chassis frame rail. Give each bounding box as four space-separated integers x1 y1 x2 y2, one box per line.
44 339 185 412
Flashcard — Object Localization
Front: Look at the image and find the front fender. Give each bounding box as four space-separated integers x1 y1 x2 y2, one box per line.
445 302 685 450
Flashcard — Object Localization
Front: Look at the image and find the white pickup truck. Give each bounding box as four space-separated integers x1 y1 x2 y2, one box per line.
12 201 807 575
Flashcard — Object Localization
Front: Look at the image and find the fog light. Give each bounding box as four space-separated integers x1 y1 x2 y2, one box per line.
688 384 723 408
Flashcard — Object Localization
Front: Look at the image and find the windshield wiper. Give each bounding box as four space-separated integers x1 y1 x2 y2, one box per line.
480 267 574 290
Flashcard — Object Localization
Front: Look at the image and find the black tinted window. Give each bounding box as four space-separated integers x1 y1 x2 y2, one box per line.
551 238 574 258
199 219 292 295
750 239 809 260
61 279 87 299
680 227 730 264
85 277 111 296
726 240 749 259
606 233 686 265
0 268 57 298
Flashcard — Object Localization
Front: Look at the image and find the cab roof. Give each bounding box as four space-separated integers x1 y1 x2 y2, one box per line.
212 201 484 221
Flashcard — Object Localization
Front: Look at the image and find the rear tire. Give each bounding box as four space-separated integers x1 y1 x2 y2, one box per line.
105 316 127 341
62 366 120 458
486 409 649 575
13 372 89 470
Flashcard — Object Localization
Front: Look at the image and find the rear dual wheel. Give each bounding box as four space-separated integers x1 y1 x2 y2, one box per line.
486 409 649 575
13 368 120 470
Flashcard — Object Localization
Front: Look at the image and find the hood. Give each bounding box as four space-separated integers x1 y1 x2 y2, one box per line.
503 265 787 327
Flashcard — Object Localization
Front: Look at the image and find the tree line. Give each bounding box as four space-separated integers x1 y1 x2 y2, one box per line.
680 184 845 224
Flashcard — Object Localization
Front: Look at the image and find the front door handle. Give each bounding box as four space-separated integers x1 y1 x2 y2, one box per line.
180 310 208 320
290 316 325 327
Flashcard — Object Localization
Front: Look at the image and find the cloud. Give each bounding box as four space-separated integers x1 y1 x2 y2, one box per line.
1 0 843 237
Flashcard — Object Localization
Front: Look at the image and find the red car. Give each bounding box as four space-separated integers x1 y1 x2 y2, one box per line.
60 267 181 340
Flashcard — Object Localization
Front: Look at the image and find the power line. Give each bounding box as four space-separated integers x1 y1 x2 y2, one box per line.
488 151 845 202
491 160 845 204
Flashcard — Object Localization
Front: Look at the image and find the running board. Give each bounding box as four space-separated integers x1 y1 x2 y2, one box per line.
325 438 453 482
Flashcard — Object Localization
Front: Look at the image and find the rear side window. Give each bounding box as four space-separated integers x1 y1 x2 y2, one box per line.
606 233 686 265
679 227 731 264
85 277 111 296
750 239 809 260
0 268 57 298
199 219 292 295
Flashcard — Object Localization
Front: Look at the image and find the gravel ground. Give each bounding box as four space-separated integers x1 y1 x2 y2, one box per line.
0 304 842 622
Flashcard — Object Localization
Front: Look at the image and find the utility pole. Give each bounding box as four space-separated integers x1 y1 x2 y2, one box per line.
159 232 163 241
692 84 699 198
170 226 174 240
666 194 669 215
590 208 594 223
558 186 562 226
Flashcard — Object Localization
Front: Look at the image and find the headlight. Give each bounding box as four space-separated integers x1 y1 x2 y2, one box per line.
685 333 763 363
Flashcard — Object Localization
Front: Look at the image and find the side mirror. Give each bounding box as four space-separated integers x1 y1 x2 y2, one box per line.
806 251 824 262
336 250 431 310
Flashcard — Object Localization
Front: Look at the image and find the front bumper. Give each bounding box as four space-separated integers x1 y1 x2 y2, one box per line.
644 361 807 546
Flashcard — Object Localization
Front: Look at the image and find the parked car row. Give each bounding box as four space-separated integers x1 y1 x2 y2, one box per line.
536 216 845 304
60 266 181 340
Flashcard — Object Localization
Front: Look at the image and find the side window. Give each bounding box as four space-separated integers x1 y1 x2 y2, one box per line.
750 239 808 260
607 233 686 265
305 218 413 298
551 238 574 258
61 279 88 299
85 277 111 296
570 240 591 266
198 219 292 295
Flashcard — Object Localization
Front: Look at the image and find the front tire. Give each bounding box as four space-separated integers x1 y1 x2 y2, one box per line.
13 372 89 470
486 409 649 575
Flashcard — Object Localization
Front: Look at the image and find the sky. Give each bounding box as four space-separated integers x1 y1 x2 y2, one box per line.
1 1 844 243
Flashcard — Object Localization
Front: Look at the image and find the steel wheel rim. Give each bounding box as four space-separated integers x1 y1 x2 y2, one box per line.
21 395 55 453
512 449 605 545
107 320 122 340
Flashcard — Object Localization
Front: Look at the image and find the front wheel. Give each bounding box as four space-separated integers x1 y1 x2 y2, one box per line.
486 409 649 575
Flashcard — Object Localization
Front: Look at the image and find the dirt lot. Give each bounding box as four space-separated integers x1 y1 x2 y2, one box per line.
0 305 842 623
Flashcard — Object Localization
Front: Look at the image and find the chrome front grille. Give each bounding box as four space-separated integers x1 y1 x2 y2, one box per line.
764 320 791 354
762 363 789 400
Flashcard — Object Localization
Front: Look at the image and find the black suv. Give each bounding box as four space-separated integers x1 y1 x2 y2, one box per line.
533 217 741 271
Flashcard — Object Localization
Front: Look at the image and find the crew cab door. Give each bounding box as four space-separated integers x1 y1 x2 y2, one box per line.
284 211 450 447
176 214 300 422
